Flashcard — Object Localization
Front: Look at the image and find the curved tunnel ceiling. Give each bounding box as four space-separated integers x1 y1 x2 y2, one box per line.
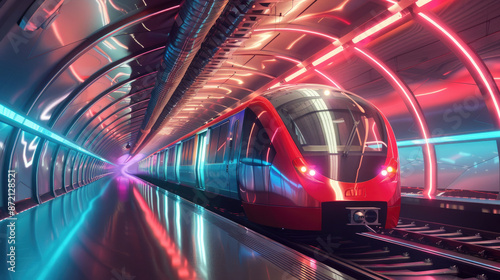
1 0 500 196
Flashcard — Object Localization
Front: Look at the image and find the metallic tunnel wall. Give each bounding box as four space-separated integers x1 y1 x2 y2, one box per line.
0 119 113 219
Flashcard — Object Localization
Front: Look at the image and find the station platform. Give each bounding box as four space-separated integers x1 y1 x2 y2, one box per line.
0 174 351 280
401 193 500 232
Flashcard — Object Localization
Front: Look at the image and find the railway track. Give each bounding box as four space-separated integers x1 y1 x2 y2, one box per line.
388 218 500 261
285 228 500 280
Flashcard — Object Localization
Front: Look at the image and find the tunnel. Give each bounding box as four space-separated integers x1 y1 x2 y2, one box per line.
1 0 500 279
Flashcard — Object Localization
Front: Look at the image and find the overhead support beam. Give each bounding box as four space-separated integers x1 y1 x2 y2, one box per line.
88 113 147 148
413 8 500 199
58 46 164 136
73 86 154 143
82 100 150 149
132 0 232 155
62 72 157 136
353 46 437 199
92 118 145 151
414 9 500 128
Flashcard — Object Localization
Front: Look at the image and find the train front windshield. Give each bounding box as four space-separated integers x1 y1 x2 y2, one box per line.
267 87 388 183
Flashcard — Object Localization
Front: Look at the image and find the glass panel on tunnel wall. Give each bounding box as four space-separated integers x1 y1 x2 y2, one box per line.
37 141 57 197
65 150 76 189
10 131 40 202
436 141 499 197
399 146 425 191
78 155 88 185
54 146 69 192
73 153 82 187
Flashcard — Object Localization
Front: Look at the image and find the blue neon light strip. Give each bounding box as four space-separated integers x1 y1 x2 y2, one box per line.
0 104 113 164
397 130 500 147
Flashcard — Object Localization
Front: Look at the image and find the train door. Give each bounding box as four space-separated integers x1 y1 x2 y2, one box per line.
163 149 169 180
175 144 182 184
196 131 207 189
227 120 240 197
205 122 230 194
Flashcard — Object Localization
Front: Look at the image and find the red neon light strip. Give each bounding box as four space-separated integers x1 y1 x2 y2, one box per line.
354 47 435 198
274 55 302 65
254 28 338 42
418 12 500 126
314 69 343 89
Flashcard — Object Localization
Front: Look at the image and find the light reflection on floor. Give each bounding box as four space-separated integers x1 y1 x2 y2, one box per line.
1 175 346 280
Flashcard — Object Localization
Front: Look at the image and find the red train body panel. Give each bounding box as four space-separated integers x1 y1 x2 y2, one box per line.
138 84 400 231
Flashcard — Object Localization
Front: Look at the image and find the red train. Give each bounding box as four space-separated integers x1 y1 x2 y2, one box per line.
138 84 400 231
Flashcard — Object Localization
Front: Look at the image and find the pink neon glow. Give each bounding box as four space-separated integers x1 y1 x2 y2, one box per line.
254 28 338 42
110 72 129 84
133 187 197 279
314 69 343 89
352 12 402 44
286 34 306 50
275 55 302 65
418 12 500 126
51 22 64 43
95 0 111 25
415 87 447 97
415 0 433 7
297 14 351 25
42 3 60 16
354 47 435 198
102 40 116 50
261 58 276 69
246 123 256 158
267 129 278 162
372 122 379 147
69 66 85 83
284 68 307 82
94 45 113 62
98 115 105 129
109 0 127 13
52 22 85 82
111 37 129 49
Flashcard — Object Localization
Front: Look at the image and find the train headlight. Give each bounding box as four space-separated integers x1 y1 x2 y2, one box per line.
381 159 398 178
293 157 320 181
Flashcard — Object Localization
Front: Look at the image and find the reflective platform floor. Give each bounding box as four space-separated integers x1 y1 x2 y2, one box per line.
0 175 350 280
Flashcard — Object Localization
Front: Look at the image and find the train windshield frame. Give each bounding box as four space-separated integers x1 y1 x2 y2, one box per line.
265 86 389 182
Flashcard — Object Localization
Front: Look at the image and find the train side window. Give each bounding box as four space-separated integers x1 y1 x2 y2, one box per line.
181 137 195 165
168 147 176 166
241 109 276 165
229 120 239 161
208 126 220 163
215 122 229 163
